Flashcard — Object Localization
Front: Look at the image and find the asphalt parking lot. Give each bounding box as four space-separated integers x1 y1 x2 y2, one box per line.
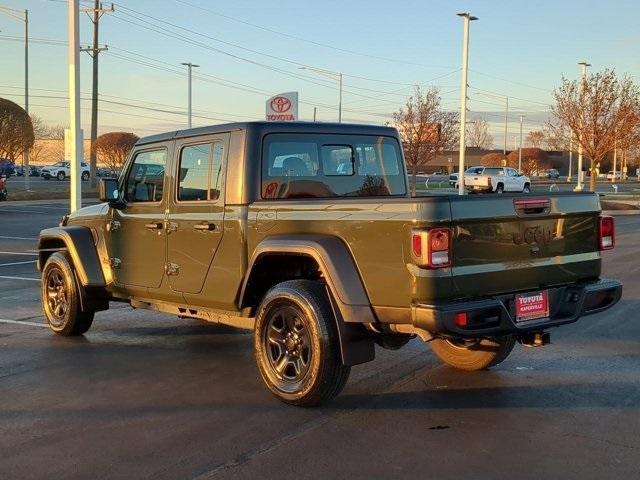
1 200 639 480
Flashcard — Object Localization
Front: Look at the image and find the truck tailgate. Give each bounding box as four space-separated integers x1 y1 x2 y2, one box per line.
449 193 602 299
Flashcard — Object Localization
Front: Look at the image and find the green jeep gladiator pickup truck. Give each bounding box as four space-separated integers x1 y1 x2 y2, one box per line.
38 121 622 406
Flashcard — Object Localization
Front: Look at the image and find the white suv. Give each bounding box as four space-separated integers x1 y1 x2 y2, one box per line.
41 161 91 181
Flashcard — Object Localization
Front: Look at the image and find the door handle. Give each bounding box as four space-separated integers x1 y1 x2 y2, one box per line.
144 222 163 230
194 222 216 231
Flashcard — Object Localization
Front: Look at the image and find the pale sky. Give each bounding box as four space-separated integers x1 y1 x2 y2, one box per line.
1 0 638 146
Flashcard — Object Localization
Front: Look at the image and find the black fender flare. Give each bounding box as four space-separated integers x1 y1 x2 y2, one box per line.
38 226 106 288
240 235 376 366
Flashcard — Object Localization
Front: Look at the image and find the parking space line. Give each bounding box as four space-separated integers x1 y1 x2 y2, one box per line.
0 318 48 328
0 275 40 282
0 235 38 241
0 251 38 256
0 260 37 267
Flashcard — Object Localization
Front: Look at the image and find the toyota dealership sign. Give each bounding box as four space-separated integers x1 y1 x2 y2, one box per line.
266 92 298 121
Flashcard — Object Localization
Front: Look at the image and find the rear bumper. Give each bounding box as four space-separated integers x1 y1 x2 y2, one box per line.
411 278 622 338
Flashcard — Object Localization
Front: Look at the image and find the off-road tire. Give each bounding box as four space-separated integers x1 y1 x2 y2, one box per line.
254 279 350 407
41 252 94 336
430 335 516 371
57 171 65 181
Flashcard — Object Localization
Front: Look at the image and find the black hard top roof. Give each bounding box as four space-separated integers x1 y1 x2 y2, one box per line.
136 121 399 146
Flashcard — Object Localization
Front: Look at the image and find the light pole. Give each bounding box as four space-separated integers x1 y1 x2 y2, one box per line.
456 12 478 196
181 62 199 128
0 5 29 190
68 0 82 212
503 96 509 155
299 66 343 122
567 137 573 182
575 61 591 191
518 115 525 172
612 129 617 182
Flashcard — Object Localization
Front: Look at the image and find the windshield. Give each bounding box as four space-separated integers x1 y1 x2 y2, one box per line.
52 161 67 167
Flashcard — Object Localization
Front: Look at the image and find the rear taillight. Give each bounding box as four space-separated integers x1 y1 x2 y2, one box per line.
599 216 615 250
411 228 452 268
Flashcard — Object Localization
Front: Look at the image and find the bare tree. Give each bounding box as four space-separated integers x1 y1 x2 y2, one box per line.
93 132 139 172
29 115 66 165
466 119 493 149
526 130 545 149
549 69 640 191
0 98 34 162
393 86 458 195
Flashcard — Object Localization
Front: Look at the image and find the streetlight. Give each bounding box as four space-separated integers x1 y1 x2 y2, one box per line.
0 5 29 190
575 61 591 191
518 114 525 172
181 62 199 128
456 12 478 196
299 66 343 122
68 0 82 212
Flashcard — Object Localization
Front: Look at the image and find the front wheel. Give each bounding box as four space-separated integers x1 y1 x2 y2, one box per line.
41 252 94 336
81 171 90 181
57 171 65 181
430 335 516 371
254 280 350 407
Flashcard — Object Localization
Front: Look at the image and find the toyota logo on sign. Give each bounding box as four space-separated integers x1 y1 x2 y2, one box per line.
266 92 298 121
270 96 291 113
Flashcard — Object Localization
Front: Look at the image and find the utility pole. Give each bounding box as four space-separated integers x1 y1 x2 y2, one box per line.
503 96 508 155
518 115 525 172
181 62 199 128
338 72 343 123
575 61 591 191
456 12 478 196
68 0 82 212
80 1 112 188
313 107 317 122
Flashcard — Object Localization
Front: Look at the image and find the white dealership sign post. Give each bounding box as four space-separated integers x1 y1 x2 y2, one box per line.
266 92 298 121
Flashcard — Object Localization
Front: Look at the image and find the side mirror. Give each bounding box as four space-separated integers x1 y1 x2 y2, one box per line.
99 178 122 207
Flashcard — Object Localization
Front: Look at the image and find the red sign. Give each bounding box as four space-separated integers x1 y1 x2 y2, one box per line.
270 96 291 113
515 290 549 321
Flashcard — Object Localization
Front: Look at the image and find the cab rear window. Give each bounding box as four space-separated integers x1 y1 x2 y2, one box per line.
262 133 406 199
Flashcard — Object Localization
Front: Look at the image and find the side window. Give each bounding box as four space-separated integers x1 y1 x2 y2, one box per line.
124 149 167 203
178 144 211 201
322 145 353 176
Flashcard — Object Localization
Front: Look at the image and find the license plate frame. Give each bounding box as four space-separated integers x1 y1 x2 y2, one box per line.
515 290 549 322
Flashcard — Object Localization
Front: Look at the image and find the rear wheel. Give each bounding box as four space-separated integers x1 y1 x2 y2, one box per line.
522 183 531 193
495 183 504 194
41 252 94 336
81 171 90 181
254 280 350 407
430 335 516 371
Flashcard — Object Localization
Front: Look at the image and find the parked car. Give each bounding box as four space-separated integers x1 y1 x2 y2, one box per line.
546 169 560 179
0 159 16 177
41 161 91 181
448 172 459 188
0 175 7 201
97 167 119 178
29 166 42 177
464 166 531 193
606 171 622 180
38 121 622 406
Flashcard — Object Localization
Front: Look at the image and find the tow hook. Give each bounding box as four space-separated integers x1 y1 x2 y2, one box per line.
518 331 550 347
